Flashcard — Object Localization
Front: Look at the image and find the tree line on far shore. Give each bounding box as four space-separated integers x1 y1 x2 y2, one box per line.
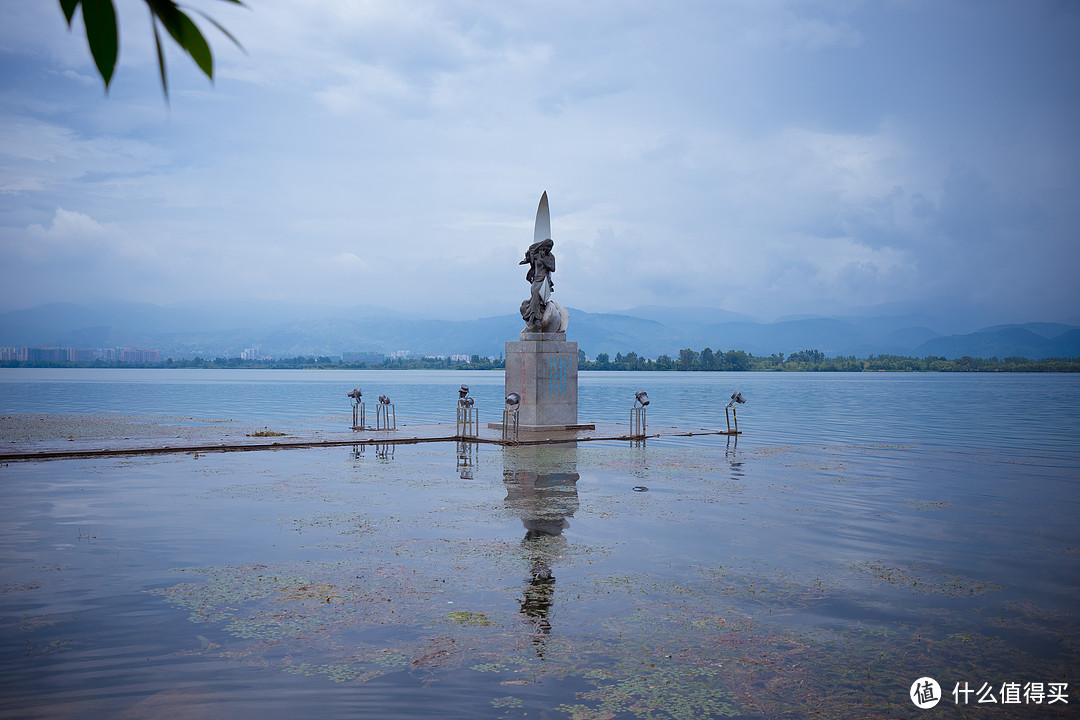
3 348 1079 372
581 348 1080 372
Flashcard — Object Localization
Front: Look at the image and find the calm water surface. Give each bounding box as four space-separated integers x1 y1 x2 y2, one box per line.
1 370 1077 719
1 368 1077 451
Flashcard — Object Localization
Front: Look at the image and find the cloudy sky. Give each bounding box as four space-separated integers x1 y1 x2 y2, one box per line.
1 0 1077 323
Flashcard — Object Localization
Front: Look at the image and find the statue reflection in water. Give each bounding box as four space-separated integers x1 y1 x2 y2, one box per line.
502 445 579 655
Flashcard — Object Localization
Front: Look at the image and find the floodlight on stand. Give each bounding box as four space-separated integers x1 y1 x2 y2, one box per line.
347 387 364 430
631 391 649 437
725 391 746 434
502 393 521 443
375 394 396 430
456 386 478 438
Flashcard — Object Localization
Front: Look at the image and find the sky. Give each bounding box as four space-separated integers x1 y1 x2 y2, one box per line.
1 0 1078 323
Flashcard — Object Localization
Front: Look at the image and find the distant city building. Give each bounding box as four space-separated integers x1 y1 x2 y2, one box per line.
119 349 161 363
240 348 260 361
451 354 470 363
3 347 96 362
26 347 66 363
342 351 386 364
389 350 412 359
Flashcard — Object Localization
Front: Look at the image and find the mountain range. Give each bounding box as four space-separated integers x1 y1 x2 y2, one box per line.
1 300 1078 361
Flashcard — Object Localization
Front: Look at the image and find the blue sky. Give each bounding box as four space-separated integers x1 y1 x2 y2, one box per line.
1 0 1077 323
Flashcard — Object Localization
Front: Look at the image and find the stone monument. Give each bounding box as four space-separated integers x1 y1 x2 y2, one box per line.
503 192 592 431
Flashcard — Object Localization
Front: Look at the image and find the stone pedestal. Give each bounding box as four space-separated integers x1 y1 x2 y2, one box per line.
504 332 590 431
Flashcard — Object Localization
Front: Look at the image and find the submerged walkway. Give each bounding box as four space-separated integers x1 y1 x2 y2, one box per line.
0 419 739 462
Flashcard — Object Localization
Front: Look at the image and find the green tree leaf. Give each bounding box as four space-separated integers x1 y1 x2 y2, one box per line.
174 11 214 78
149 1 213 79
58 0 244 97
60 0 80 25
151 16 169 98
194 9 245 52
80 0 118 89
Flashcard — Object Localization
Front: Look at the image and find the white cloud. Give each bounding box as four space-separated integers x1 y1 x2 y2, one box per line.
29 207 107 239
15 208 156 265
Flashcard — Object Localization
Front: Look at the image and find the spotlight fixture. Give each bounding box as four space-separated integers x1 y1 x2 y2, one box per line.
634 391 650 407
378 394 391 405
347 388 362 401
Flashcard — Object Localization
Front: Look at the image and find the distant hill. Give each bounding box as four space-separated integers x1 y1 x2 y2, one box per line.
916 326 1080 360
615 305 757 326
1 300 1076 361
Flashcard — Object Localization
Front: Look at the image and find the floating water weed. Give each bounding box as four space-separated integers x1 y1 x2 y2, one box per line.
134 441 1078 719
852 560 1004 596
447 611 495 627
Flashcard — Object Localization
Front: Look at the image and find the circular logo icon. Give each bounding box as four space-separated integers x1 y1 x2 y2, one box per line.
910 677 942 709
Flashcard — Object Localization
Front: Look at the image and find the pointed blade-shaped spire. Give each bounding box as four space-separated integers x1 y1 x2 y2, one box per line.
533 191 551 244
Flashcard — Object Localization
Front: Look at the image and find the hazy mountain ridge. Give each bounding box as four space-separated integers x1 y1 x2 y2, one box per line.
1 301 1077 360
915 326 1080 361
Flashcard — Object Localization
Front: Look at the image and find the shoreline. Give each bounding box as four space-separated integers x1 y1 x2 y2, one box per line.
3 362 1079 372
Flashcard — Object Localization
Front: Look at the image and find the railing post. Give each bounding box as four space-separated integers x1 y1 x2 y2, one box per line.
502 407 519 443
456 405 478 438
376 403 395 431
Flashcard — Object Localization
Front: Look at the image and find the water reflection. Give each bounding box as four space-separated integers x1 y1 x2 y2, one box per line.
725 435 743 479
455 441 476 479
501 445 580 654
352 443 396 460
625 439 650 480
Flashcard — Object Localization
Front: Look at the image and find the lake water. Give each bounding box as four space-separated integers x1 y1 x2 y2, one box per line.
1 369 1077 719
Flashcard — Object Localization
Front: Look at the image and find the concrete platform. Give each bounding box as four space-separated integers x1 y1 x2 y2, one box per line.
0 419 740 462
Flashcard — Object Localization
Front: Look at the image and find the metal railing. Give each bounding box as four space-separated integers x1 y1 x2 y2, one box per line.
725 405 739 433
376 403 396 431
456 405 478 438
501 407 520 443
